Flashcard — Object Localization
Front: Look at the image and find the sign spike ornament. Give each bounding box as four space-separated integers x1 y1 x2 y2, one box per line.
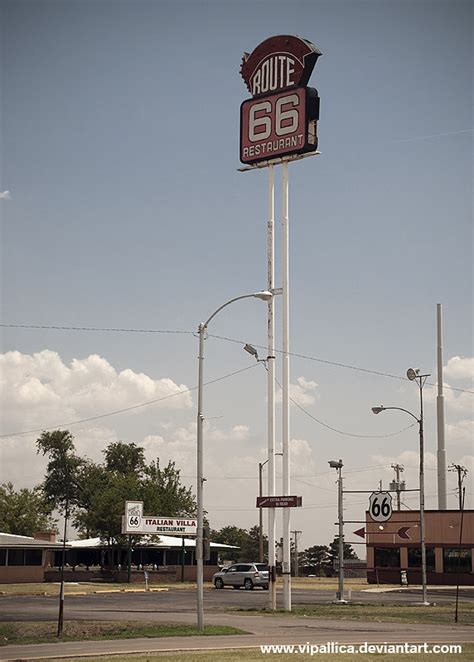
240 35 322 166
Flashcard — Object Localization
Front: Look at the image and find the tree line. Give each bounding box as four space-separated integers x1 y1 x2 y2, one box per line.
0 430 357 570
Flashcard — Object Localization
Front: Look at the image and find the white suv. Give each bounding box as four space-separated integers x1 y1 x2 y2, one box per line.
212 563 269 590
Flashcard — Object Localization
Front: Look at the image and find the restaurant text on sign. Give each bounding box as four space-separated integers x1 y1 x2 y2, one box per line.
122 501 197 535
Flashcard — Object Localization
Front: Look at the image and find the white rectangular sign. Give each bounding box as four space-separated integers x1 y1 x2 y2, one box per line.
123 501 197 535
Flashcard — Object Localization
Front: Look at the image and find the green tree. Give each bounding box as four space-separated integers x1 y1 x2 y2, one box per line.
35 434 197 567
298 544 330 575
140 459 196 517
36 430 84 514
87 444 196 563
212 525 263 562
0 482 56 537
328 536 358 565
104 442 146 477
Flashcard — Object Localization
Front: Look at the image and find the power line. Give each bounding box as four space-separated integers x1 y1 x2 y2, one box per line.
0 323 192 336
0 363 258 439
212 333 473 395
2 322 472 394
271 369 417 439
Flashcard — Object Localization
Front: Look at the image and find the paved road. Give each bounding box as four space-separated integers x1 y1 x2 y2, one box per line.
0 611 473 661
0 587 473 660
0 586 473 622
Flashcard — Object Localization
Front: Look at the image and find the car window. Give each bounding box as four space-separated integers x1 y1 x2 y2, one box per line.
237 564 251 572
227 566 238 573
256 564 268 572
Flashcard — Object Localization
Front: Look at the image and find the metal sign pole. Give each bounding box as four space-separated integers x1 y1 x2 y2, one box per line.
196 324 205 631
282 160 291 611
267 164 277 610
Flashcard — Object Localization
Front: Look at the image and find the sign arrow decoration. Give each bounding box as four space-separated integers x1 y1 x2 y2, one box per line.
397 526 411 540
353 527 366 539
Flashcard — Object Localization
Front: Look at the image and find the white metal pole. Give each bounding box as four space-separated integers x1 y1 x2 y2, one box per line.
267 164 277 610
196 324 205 631
436 304 447 509
338 463 344 602
419 380 428 606
281 160 291 611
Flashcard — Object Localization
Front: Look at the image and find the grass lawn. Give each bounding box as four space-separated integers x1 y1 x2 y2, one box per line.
233 602 474 626
0 621 248 646
49 645 474 661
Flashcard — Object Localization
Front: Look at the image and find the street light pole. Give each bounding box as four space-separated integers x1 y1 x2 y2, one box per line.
329 459 345 603
196 290 273 631
372 367 430 606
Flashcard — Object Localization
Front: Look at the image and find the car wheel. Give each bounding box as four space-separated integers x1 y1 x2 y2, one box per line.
214 578 224 589
244 578 254 590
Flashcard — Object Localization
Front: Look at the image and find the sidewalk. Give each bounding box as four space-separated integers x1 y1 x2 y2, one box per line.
1 611 473 660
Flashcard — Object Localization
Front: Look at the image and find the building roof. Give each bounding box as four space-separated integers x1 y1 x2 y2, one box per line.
68 535 238 549
0 532 66 549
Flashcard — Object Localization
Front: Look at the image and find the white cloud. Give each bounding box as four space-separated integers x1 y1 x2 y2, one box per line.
446 419 474 446
444 356 474 381
276 376 319 407
0 349 192 433
0 190 11 200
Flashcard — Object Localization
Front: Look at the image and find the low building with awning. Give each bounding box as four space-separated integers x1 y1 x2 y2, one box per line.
0 531 66 584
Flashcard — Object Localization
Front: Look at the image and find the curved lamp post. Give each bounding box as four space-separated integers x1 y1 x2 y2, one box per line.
196 290 273 631
371 367 430 606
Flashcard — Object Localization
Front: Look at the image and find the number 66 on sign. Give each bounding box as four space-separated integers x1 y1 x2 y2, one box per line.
368 491 393 523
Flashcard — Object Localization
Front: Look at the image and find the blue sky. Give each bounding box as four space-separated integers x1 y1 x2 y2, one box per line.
1 0 472 551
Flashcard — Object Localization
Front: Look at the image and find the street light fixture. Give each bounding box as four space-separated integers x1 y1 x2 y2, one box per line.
244 343 259 359
196 290 273 631
371 367 430 606
328 459 346 603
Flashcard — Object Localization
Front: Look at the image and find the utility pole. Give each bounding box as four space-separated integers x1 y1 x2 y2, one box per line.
390 463 405 510
449 464 468 511
291 530 302 577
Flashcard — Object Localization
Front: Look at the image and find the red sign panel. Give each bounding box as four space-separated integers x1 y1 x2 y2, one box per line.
240 35 321 97
256 495 302 508
240 87 319 165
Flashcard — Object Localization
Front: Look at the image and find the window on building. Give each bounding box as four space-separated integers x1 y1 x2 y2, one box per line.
374 547 400 568
443 548 472 573
0 549 6 565
7 549 25 565
407 546 435 570
25 549 43 566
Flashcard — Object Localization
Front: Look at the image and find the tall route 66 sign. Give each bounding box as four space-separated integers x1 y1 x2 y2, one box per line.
240 35 321 165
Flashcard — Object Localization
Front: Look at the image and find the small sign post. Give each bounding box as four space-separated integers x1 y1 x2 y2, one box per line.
256 495 302 508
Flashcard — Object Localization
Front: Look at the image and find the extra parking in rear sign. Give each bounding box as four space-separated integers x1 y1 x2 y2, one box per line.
240 35 322 165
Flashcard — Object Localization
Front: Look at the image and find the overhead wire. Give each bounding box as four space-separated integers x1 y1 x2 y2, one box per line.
2 322 472 394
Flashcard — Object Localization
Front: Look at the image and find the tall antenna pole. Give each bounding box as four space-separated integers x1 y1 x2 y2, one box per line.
437 303 447 509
